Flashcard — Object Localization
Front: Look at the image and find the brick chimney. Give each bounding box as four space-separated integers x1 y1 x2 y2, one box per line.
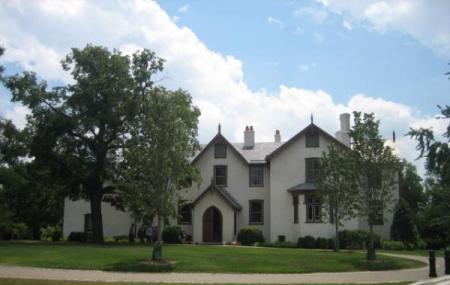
244 126 255 149
335 113 351 147
274 129 281 143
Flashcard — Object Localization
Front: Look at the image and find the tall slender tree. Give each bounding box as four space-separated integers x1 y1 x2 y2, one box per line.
5 45 163 243
350 112 400 260
317 142 359 251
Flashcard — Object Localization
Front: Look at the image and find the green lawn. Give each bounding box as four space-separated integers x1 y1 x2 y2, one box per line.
0 242 425 273
0 279 412 285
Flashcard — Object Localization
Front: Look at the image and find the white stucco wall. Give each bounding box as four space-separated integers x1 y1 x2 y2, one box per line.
182 139 270 242
63 198 133 238
191 190 235 243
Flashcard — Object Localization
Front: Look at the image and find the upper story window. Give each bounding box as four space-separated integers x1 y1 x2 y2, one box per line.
178 202 192 225
214 165 227 187
305 157 321 183
249 165 264 187
214 143 227 158
305 195 321 223
249 199 264 224
305 131 319 148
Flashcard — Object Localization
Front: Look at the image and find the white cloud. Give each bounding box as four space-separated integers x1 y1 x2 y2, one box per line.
317 0 450 57
178 4 190 13
293 6 328 24
342 19 352 31
267 16 284 28
0 0 445 177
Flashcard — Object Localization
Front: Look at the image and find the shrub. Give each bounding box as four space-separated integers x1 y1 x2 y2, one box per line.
391 199 418 243
339 230 381 249
162 225 183 244
297 237 305 248
11 223 28 239
327 238 335 250
113 235 129 242
68 231 88 242
259 241 297 248
303 235 316 248
382 240 405 250
315 237 329 249
237 227 264 246
41 225 62 241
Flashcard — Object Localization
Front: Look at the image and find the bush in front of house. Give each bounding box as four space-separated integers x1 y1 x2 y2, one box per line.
315 237 329 249
338 230 381 250
41 225 62 241
0 223 29 240
162 225 183 243
303 235 316 248
68 231 88 242
237 227 264 246
381 240 405 250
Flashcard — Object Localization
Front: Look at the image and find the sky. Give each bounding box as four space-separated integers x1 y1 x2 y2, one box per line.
0 0 449 177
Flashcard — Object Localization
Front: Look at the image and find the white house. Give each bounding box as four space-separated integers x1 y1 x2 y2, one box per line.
63 113 398 243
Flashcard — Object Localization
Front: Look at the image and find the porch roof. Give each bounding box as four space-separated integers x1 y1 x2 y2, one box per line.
191 184 242 211
286 182 317 194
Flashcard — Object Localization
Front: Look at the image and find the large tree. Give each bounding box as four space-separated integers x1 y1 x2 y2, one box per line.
115 86 200 241
350 112 400 260
5 45 164 243
317 142 359 251
408 104 450 247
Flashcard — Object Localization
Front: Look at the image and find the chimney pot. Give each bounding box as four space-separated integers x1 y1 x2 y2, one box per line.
244 125 255 149
274 129 281 143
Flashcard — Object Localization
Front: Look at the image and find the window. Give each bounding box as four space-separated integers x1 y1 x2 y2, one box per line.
84 214 93 233
305 131 319 147
214 165 227 186
305 158 321 182
293 195 299 224
249 165 264 187
249 200 264 224
214 143 227 158
305 195 321 223
178 203 192 225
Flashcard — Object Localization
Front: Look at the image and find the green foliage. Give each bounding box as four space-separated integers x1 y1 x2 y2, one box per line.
349 112 401 259
381 240 405 250
302 235 316 248
41 225 62 242
315 237 329 249
399 160 424 214
67 232 89 243
162 225 183 244
10 223 28 239
3 45 175 243
112 235 129 243
317 142 359 250
237 227 264 246
338 230 381 250
391 199 417 243
408 105 450 249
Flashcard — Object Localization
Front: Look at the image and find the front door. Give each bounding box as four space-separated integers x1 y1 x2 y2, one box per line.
202 207 222 242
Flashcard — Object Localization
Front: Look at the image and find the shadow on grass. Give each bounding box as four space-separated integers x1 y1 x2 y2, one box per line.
105 259 174 273
351 258 424 271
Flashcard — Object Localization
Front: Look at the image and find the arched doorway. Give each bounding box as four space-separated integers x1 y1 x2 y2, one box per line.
203 206 222 242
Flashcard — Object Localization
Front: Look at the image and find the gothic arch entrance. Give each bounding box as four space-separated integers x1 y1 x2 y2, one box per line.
202 206 222 242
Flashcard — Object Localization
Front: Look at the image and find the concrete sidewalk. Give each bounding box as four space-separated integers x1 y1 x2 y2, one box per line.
0 253 446 284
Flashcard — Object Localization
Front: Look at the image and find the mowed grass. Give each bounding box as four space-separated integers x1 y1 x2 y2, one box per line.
0 279 412 285
0 242 425 273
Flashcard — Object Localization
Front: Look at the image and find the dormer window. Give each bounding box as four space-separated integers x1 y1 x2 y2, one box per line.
214 143 227 158
305 131 319 148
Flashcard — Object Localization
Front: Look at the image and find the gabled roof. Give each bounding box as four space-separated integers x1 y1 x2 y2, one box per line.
266 123 349 160
191 184 242 211
287 182 317 194
191 133 248 165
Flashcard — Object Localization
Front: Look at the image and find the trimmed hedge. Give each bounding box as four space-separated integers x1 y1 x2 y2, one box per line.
237 227 264 246
162 225 183 244
338 230 381 250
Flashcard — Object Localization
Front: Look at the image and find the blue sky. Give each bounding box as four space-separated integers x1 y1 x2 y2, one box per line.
158 0 449 114
0 0 449 176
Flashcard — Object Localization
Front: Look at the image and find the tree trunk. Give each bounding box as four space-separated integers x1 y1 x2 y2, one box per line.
334 218 340 251
366 223 376 260
157 215 164 242
90 191 104 243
